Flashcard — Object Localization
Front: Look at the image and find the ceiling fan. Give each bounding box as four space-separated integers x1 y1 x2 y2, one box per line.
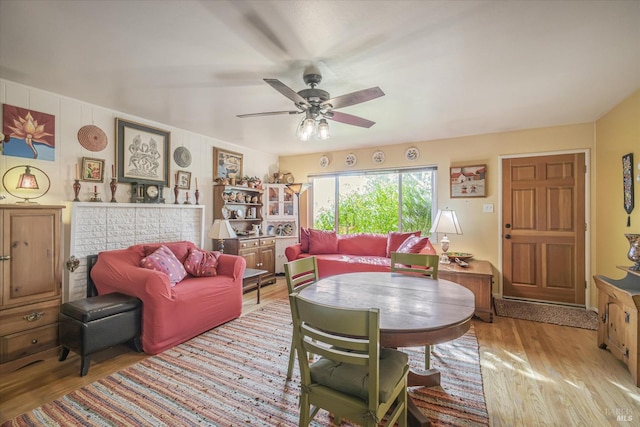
237 65 384 140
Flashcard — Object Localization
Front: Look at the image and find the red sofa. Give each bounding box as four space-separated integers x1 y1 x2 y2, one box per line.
91 241 245 354
285 230 436 279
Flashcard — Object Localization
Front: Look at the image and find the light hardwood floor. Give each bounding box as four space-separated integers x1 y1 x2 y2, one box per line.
1 278 638 425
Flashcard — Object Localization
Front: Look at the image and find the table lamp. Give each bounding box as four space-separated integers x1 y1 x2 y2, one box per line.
429 209 463 264
286 183 310 243
207 219 236 253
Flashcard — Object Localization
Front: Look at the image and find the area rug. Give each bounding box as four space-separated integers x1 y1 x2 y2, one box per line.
494 297 598 330
4 300 488 427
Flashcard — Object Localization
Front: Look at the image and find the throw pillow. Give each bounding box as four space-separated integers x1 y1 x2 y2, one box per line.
396 235 431 254
140 245 188 286
300 227 311 253
386 231 421 257
308 229 339 254
184 248 220 277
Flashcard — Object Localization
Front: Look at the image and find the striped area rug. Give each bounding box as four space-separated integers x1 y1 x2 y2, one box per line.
4 300 488 426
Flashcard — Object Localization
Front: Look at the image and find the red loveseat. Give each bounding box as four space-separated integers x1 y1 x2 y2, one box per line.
91 241 245 354
285 229 436 279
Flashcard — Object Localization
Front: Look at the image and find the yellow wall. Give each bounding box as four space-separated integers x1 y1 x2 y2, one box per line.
594 89 640 280
280 123 595 302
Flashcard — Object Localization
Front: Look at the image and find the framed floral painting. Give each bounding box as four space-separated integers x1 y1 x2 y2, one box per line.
81 157 105 182
2 104 55 161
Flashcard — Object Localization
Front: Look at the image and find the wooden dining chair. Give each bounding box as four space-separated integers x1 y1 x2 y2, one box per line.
289 292 409 427
390 252 440 369
284 256 319 380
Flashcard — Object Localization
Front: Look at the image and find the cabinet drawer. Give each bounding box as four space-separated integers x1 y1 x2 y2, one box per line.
260 238 276 246
239 239 259 249
0 299 60 336
1 323 59 363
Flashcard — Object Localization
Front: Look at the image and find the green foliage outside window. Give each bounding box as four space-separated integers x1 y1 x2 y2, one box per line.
313 170 433 234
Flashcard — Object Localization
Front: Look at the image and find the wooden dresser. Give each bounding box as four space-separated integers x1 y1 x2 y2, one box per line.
0 205 63 373
594 267 640 387
439 259 494 322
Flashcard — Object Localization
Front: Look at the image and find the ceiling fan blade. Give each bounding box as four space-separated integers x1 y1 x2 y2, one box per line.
323 111 376 128
237 110 301 118
264 79 310 107
322 87 385 110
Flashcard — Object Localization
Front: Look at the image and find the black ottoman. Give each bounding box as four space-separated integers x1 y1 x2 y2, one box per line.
59 293 142 376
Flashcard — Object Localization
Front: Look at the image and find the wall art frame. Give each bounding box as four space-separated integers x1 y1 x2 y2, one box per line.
176 170 192 190
450 164 487 198
213 147 243 180
623 152 634 215
116 118 170 185
2 104 56 161
81 157 105 182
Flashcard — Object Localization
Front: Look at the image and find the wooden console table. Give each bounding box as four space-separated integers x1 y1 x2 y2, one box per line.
594 267 640 387
438 259 494 322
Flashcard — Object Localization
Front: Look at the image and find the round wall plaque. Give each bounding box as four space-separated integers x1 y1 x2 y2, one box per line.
77 125 107 152
174 146 192 167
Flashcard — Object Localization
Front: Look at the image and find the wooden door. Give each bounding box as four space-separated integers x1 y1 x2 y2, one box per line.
502 153 586 304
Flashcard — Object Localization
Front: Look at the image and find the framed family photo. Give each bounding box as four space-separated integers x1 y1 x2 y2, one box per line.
176 170 192 190
450 164 487 198
81 157 105 182
116 118 170 185
213 147 243 180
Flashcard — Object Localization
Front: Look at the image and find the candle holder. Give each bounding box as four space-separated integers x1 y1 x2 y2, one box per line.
89 191 102 202
109 178 118 203
73 179 81 202
174 184 179 204
184 192 192 205
194 189 200 205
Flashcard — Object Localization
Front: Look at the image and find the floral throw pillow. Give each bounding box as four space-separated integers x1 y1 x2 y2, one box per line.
396 236 431 254
140 245 188 286
184 248 220 277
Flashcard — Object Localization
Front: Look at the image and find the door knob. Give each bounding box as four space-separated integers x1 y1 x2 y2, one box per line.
505 234 511 239
505 224 511 229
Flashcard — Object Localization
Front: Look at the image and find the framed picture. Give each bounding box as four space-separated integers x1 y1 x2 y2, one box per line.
81 157 105 182
2 104 56 161
450 164 487 198
623 152 634 215
213 147 243 180
176 170 191 190
116 118 170 185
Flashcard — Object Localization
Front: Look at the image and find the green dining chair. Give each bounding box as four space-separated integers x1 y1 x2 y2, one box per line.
289 292 409 427
390 252 440 369
284 256 319 380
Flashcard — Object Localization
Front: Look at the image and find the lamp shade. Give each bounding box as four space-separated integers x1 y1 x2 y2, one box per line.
429 209 463 235
207 219 237 240
17 166 39 189
286 183 309 195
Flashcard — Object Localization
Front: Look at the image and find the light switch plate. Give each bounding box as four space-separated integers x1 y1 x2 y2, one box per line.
483 203 494 213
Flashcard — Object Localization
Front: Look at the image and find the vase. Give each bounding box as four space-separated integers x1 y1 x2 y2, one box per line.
72 179 81 202
109 178 118 202
625 233 640 271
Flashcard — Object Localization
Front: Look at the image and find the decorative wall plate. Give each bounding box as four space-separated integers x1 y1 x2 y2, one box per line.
345 153 357 167
372 150 385 164
77 125 107 152
319 155 330 168
173 146 192 167
221 206 231 219
405 147 420 161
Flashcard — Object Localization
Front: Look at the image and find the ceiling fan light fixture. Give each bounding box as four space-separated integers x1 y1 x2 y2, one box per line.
297 117 316 141
317 119 330 140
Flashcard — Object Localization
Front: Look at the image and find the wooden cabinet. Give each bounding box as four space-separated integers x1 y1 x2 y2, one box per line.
594 267 640 387
1 205 63 372
223 237 276 286
438 259 494 322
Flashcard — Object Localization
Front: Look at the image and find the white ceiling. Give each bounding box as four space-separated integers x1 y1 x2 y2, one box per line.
1 0 638 156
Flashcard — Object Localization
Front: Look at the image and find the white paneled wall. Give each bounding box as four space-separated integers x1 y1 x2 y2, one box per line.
67 203 204 302
0 78 278 302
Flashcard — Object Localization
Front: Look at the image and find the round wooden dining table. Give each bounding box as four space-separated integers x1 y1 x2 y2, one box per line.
297 271 476 427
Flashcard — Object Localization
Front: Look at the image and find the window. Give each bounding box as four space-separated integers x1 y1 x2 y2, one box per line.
311 167 436 234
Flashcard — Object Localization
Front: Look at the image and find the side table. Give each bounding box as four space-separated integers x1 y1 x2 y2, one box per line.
438 259 494 322
243 268 268 304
